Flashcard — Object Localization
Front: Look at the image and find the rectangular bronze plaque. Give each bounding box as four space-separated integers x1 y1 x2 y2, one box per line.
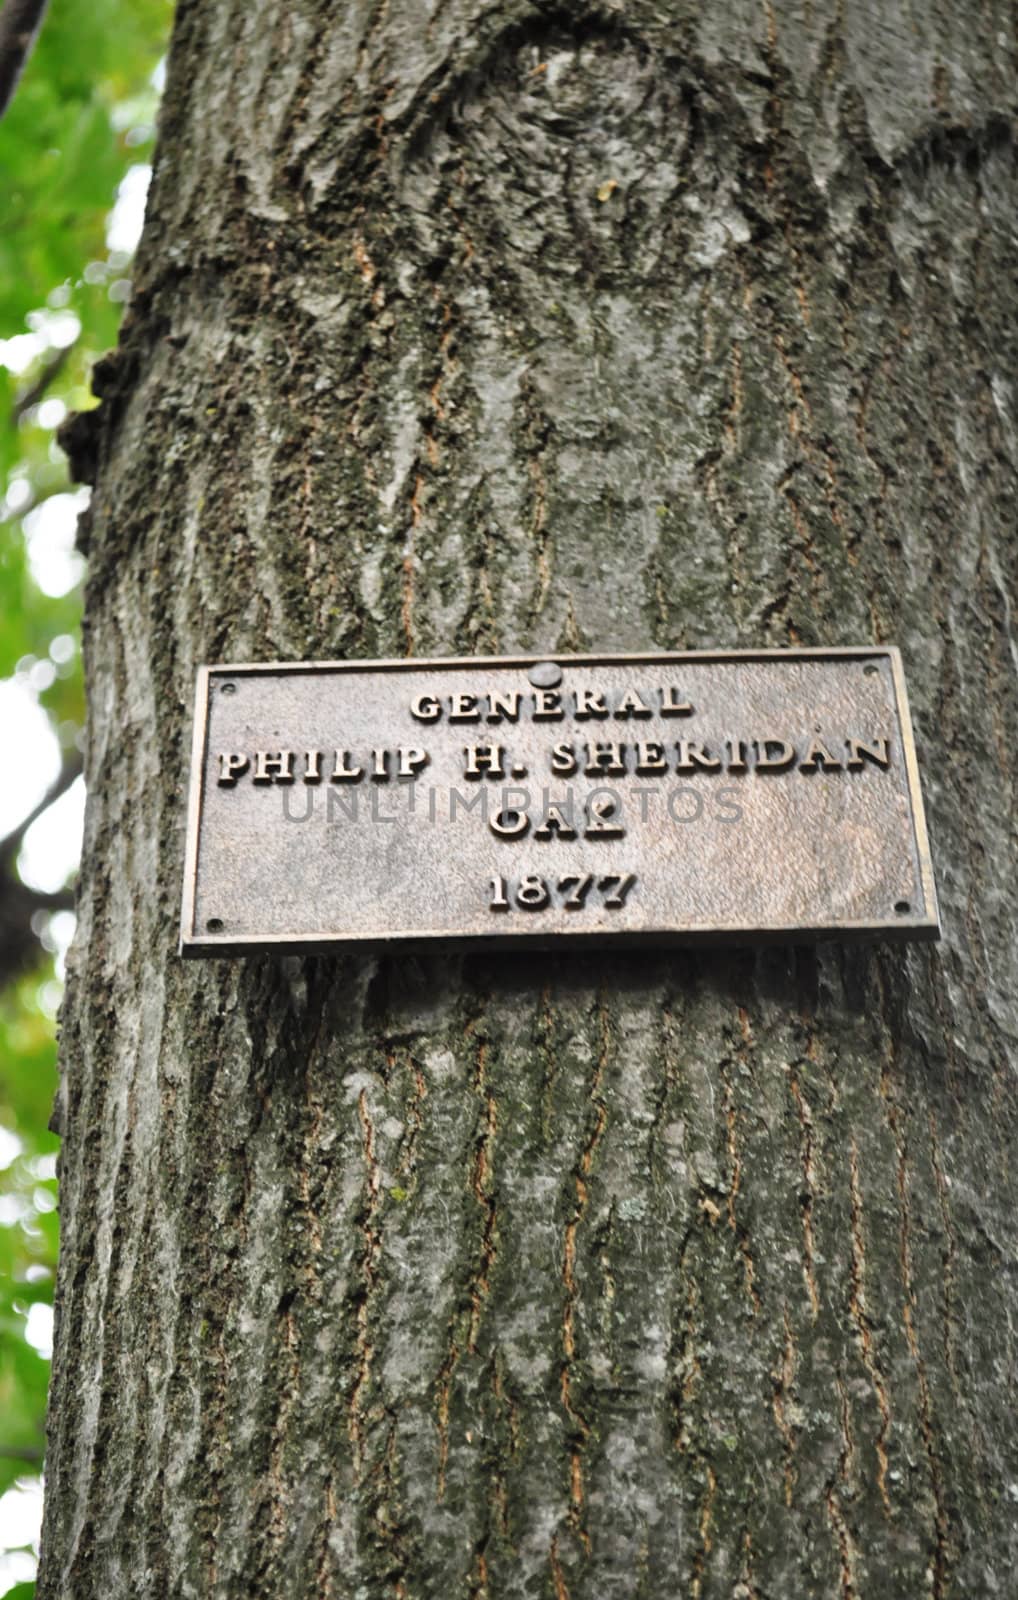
180 648 939 954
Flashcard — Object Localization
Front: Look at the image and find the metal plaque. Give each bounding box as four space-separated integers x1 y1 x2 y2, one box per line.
180 648 939 955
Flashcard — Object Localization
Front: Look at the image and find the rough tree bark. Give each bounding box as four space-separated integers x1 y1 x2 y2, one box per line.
39 2 1018 1596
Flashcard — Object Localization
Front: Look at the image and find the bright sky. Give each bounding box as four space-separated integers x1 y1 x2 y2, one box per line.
0 159 152 1599
3 164 151 902
0 1480 44 1594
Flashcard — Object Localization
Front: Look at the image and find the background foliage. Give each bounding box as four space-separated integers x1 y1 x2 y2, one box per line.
0 0 170 1590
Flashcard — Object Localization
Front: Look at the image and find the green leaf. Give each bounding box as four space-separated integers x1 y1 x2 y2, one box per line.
0 0 171 1565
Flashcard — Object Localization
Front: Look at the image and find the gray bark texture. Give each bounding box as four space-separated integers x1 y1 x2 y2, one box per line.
39 1 1018 1596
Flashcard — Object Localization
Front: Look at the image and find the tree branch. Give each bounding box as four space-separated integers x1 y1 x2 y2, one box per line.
11 340 74 425
0 748 83 869
0 751 81 985
0 875 76 989
0 0 48 119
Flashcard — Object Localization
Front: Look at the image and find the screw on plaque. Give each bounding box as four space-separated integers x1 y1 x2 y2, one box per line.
528 661 562 689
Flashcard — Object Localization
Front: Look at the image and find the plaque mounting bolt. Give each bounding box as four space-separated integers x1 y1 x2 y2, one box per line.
528 661 562 688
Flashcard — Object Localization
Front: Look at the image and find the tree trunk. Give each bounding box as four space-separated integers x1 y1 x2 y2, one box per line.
39 2 1018 1596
